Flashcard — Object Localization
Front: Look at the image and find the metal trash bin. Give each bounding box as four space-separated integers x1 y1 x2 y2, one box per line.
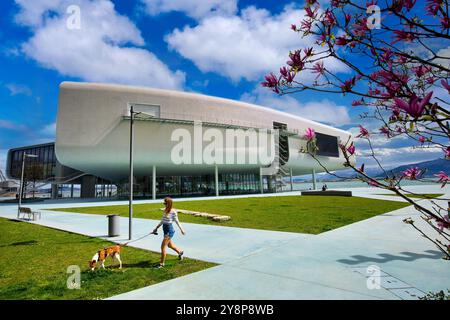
107 214 120 237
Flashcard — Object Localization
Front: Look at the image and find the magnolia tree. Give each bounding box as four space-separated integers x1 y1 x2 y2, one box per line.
262 0 450 259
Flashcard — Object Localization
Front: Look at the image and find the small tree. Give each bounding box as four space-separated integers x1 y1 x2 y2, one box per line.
263 0 450 259
24 161 44 199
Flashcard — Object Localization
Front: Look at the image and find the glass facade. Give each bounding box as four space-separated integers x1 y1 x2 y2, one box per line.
116 173 262 199
8 143 57 180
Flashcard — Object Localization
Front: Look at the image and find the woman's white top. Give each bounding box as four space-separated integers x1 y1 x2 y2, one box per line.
161 210 178 225
156 209 184 232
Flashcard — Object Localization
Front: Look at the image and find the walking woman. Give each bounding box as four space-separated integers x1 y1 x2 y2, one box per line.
152 197 185 268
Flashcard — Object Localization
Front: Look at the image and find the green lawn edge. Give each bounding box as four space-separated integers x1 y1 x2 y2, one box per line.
51 195 410 234
0 217 216 300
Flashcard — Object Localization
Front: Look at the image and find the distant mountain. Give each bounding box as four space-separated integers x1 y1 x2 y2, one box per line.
379 158 450 178
293 158 449 182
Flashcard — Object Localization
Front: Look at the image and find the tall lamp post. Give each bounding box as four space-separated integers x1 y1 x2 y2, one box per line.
128 106 155 240
128 106 143 240
18 153 38 218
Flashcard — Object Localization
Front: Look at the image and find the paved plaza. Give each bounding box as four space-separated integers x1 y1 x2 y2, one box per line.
0 185 449 299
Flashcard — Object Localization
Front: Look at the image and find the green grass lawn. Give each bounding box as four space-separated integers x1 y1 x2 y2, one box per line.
0 218 215 300
52 195 410 234
377 193 443 199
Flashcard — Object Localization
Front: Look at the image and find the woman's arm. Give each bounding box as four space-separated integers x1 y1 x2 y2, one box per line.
153 218 163 233
173 211 185 235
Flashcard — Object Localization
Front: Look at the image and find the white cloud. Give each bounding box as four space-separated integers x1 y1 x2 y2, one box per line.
40 122 56 137
14 0 185 89
5 83 32 96
0 119 28 131
141 0 237 20
357 146 444 167
166 5 347 82
241 86 351 126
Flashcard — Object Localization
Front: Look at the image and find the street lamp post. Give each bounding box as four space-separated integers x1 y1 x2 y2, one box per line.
129 105 135 240
128 106 153 240
18 153 38 218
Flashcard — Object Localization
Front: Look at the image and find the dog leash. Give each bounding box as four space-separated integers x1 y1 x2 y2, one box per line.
121 230 158 246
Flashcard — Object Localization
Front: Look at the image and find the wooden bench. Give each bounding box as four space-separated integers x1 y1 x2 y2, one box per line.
301 190 353 197
19 207 41 221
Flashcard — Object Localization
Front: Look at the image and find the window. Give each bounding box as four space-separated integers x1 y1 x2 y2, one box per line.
128 103 160 118
316 133 339 158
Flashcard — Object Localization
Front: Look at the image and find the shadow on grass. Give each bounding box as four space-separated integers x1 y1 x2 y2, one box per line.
121 260 156 269
337 249 443 265
9 240 38 246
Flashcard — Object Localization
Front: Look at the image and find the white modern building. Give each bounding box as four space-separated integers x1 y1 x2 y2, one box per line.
7 82 354 199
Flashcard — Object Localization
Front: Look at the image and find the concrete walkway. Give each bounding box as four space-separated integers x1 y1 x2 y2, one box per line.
0 185 449 299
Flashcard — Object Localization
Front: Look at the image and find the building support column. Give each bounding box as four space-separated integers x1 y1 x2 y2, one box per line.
290 168 294 192
312 169 317 190
51 184 58 199
81 175 96 198
215 165 219 197
152 166 156 200
70 184 74 198
259 168 264 194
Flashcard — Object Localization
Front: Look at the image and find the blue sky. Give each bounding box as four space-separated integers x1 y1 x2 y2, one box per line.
0 0 446 175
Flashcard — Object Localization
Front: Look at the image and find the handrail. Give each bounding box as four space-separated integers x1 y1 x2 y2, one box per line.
127 112 302 136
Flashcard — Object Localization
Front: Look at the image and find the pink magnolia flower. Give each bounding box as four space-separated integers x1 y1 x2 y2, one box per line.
291 24 297 31
352 19 369 36
261 73 280 94
418 136 426 144
344 13 351 25
435 171 450 188
304 128 316 141
279 67 295 83
324 10 336 25
347 144 356 155
391 0 417 12
425 0 443 16
393 92 433 118
357 125 370 138
446 146 450 159
413 65 432 77
402 167 422 180
441 17 450 30
335 36 349 46
287 51 305 70
352 99 364 106
340 75 361 92
436 215 450 232
379 126 390 137
441 79 450 94
303 47 313 57
331 0 343 7
301 19 313 32
305 6 317 18
312 61 325 77
392 30 416 44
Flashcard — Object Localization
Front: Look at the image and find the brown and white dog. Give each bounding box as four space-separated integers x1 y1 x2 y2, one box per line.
89 245 123 270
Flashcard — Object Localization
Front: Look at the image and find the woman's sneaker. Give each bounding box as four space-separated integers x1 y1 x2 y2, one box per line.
178 251 184 261
155 263 164 269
